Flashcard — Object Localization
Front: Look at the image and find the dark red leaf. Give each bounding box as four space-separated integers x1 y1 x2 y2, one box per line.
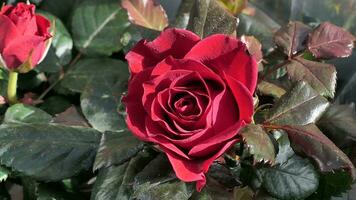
275 124 356 180
274 21 311 58
308 22 355 59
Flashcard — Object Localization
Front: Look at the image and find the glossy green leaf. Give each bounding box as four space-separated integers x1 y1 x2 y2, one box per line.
273 21 311 57
0 123 101 181
132 154 194 200
93 131 144 170
71 0 130 55
40 0 78 23
317 103 356 147
187 0 237 37
190 183 233 200
238 6 280 50
233 186 254 200
283 124 356 179
61 58 129 93
272 130 294 165
0 167 9 183
307 171 353 200
37 183 84 200
37 11 73 73
39 96 72 115
257 81 286 99
260 155 319 200
240 124 275 164
91 152 154 200
265 82 329 125
286 57 337 98
132 181 192 200
81 77 126 132
4 103 52 124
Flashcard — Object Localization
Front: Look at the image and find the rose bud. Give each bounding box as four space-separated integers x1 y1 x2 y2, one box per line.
0 2 52 73
123 28 258 191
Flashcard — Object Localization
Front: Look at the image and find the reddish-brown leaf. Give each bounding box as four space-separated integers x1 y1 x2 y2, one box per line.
308 22 355 59
270 124 356 180
241 35 263 63
121 0 168 31
274 21 311 58
286 57 337 98
53 106 90 127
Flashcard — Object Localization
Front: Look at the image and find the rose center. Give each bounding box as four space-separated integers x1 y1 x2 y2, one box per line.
172 94 200 118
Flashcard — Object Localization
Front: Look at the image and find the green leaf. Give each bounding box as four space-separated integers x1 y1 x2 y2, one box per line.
233 186 254 200
0 167 9 182
257 81 286 99
132 154 194 200
282 124 356 179
308 22 355 59
132 181 193 200
187 0 237 38
286 57 337 98
190 180 234 200
91 151 155 200
240 124 276 164
61 58 129 93
307 171 353 200
238 7 280 50
265 82 329 125
37 11 73 73
4 104 52 124
172 0 194 29
273 21 311 57
121 0 168 31
0 123 100 181
37 183 84 200
40 0 77 23
272 130 294 165
39 96 72 115
260 155 319 200
317 103 356 147
21 177 38 200
93 131 144 170
71 0 130 55
81 77 126 132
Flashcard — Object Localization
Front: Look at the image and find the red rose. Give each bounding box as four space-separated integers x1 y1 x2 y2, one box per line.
0 2 51 72
123 28 257 191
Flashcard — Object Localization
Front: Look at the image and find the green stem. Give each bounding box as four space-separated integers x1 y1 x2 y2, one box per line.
7 71 18 105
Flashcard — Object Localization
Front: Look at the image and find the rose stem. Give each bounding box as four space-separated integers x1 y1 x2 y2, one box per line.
7 71 18 105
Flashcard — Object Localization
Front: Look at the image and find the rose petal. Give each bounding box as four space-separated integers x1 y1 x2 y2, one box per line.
165 138 238 191
165 153 206 191
185 34 258 93
36 15 51 38
224 74 254 123
123 68 153 141
2 35 45 69
125 28 200 75
188 122 242 157
0 15 19 52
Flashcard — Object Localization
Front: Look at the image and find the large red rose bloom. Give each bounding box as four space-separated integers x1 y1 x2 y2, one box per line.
123 28 258 191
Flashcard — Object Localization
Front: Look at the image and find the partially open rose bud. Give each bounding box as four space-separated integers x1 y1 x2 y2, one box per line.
0 2 52 73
